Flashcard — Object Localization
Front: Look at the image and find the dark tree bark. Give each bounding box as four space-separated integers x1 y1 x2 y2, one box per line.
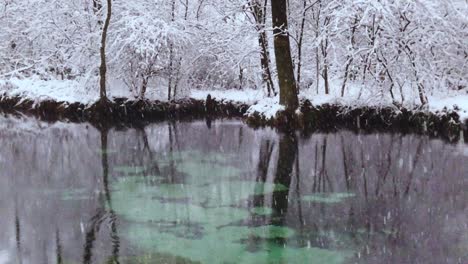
271 0 299 111
99 0 112 101
167 0 176 101
341 15 359 97
296 0 312 87
320 16 331 95
272 132 297 226
250 0 276 97
92 0 102 14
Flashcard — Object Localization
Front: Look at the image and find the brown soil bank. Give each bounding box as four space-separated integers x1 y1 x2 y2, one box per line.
1 95 467 143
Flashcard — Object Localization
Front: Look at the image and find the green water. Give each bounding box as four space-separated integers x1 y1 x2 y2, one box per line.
0 118 466 264
109 150 351 264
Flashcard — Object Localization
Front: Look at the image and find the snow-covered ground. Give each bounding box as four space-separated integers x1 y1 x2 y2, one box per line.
0 78 98 105
1 78 467 123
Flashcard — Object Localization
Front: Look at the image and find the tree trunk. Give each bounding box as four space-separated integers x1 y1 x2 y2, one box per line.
341 15 359 97
296 0 308 87
271 0 298 111
320 17 331 95
99 0 112 101
167 0 176 101
259 31 276 96
250 0 276 97
140 76 148 100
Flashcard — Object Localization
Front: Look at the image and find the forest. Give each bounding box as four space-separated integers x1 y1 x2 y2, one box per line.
0 1 468 264
0 0 466 112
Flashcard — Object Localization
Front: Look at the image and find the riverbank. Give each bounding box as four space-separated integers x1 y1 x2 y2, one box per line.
1 93 467 143
1 78 467 142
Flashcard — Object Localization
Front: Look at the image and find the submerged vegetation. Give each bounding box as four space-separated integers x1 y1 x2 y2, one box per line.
109 150 353 264
0 115 466 263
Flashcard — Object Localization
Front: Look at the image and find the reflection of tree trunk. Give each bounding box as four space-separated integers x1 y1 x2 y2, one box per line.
108 211 120 264
83 128 120 264
252 138 275 210
237 127 243 151
101 129 111 203
360 145 368 201
393 136 403 197
168 122 180 183
101 127 121 263
294 139 304 230
140 127 161 176
55 229 63 264
340 135 351 190
315 136 332 192
375 135 394 196
404 139 424 196
83 209 105 264
312 141 319 191
272 132 297 223
257 139 275 182
15 203 22 264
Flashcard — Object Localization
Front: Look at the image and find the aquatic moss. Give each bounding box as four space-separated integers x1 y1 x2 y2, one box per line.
251 207 273 216
61 188 91 201
112 177 289 209
110 154 351 264
125 223 350 264
175 161 242 184
301 193 356 204
254 183 288 195
111 183 250 226
116 253 201 264
114 166 147 175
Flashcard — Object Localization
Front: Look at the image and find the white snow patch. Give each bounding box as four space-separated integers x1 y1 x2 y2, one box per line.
1 77 468 123
0 77 98 105
246 97 284 120
428 93 468 123
190 89 264 104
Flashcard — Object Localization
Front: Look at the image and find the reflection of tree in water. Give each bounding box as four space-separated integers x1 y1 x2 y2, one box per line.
252 139 275 211
312 136 333 193
83 126 120 264
14 199 23 264
1 120 466 264
298 133 466 263
271 132 297 225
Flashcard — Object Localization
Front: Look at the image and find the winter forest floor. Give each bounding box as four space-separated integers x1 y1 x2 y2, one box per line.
1 78 468 142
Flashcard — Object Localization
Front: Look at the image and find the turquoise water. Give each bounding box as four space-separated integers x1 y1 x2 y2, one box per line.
0 118 466 264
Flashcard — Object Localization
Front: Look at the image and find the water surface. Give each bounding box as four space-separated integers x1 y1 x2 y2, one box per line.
0 117 466 264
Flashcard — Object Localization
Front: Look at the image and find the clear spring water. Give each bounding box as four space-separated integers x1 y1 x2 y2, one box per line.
0 117 466 264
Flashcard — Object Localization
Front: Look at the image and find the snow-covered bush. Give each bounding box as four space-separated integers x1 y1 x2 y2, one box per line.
110 10 190 99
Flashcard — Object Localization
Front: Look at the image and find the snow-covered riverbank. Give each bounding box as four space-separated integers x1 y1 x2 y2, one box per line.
1 78 467 131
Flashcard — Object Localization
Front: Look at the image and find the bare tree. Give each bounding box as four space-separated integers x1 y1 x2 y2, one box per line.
248 0 277 96
98 0 112 102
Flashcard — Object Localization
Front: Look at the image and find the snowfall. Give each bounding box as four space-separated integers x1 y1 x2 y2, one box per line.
1 77 467 124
